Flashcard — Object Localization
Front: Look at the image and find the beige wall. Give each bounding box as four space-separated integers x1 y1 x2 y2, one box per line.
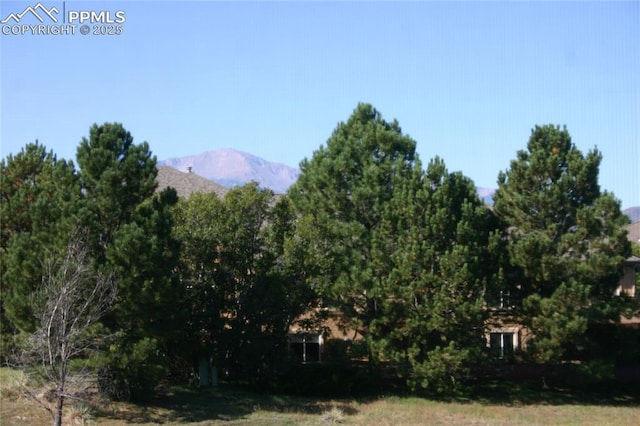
616 261 638 297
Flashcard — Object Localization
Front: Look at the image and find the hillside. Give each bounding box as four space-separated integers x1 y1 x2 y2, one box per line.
156 166 228 199
627 222 640 243
477 187 495 206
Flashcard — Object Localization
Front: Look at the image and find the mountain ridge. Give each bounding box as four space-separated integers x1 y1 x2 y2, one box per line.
159 148 638 223
159 148 300 194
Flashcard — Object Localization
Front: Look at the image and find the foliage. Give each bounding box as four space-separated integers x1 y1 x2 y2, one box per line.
288 103 419 337
76 123 181 400
493 125 631 363
170 191 225 376
288 104 496 392
172 184 314 388
373 158 497 392
98 336 166 401
0 143 81 336
75 123 158 251
3 118 636 401
278 363 374 397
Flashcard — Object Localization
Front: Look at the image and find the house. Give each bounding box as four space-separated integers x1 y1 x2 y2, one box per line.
156 167 640 364
288 308 362 364
484 219 640 358
485 255 640 359
288 253 640 364
484 292 530 359
615 256 640 298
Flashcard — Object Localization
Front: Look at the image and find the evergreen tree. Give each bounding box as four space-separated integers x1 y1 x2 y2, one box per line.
171 192 226 384
1 143 80 337
375 158 497 392
289 104 496 391
76 124 158 256
220 184 310 386
76 123 180 400
288 103 419 346
172 184 312 388
493 125 631 363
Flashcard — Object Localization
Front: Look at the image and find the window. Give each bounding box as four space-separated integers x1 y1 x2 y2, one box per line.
489 331 517 359
289 333 322 363
498 291 512 309
487 290 518 310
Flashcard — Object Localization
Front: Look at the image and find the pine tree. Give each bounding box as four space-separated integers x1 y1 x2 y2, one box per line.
289 104 496 391
371 158 495 392
288 104 418 347
493 125 631 363
1 143 80 336
76 123 180 400
171 192 226 385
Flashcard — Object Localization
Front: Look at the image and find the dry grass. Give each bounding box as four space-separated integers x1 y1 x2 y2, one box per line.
346 397 640 425
2 368 639 425
0 367 100 425
0 368 51 425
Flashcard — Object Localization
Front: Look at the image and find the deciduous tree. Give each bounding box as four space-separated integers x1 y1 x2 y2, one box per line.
172 184 312 389
22 234 116 426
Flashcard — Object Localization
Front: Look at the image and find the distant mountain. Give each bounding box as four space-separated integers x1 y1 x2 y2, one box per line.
624 207 640 224
159 148 300 194
476 187 495 206
474 190 640 222
160 148 497 201
159 150 638 219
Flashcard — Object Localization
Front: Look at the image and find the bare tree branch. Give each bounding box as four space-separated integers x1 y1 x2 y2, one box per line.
20 232 116 426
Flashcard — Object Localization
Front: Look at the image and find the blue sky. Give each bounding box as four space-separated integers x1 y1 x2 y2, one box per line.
1 1 638 209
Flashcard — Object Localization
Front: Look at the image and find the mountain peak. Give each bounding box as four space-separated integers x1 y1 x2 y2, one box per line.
159 150 639 222
159 148 299 194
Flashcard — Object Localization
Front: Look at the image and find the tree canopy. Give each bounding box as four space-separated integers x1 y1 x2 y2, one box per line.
2 113 635 400
172 183 314 389
289 104 499 391
493 124 631 363
74 123 181 400
289 104 419 340
1 143 80 335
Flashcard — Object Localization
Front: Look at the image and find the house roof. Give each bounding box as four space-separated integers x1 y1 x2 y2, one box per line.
627 222 640 244
624 255 640 266
156 166 228 199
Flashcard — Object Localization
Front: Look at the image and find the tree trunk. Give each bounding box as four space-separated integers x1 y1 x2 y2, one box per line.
54 391 64 426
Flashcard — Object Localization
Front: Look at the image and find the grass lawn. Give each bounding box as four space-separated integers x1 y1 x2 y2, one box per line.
2 368 639 425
